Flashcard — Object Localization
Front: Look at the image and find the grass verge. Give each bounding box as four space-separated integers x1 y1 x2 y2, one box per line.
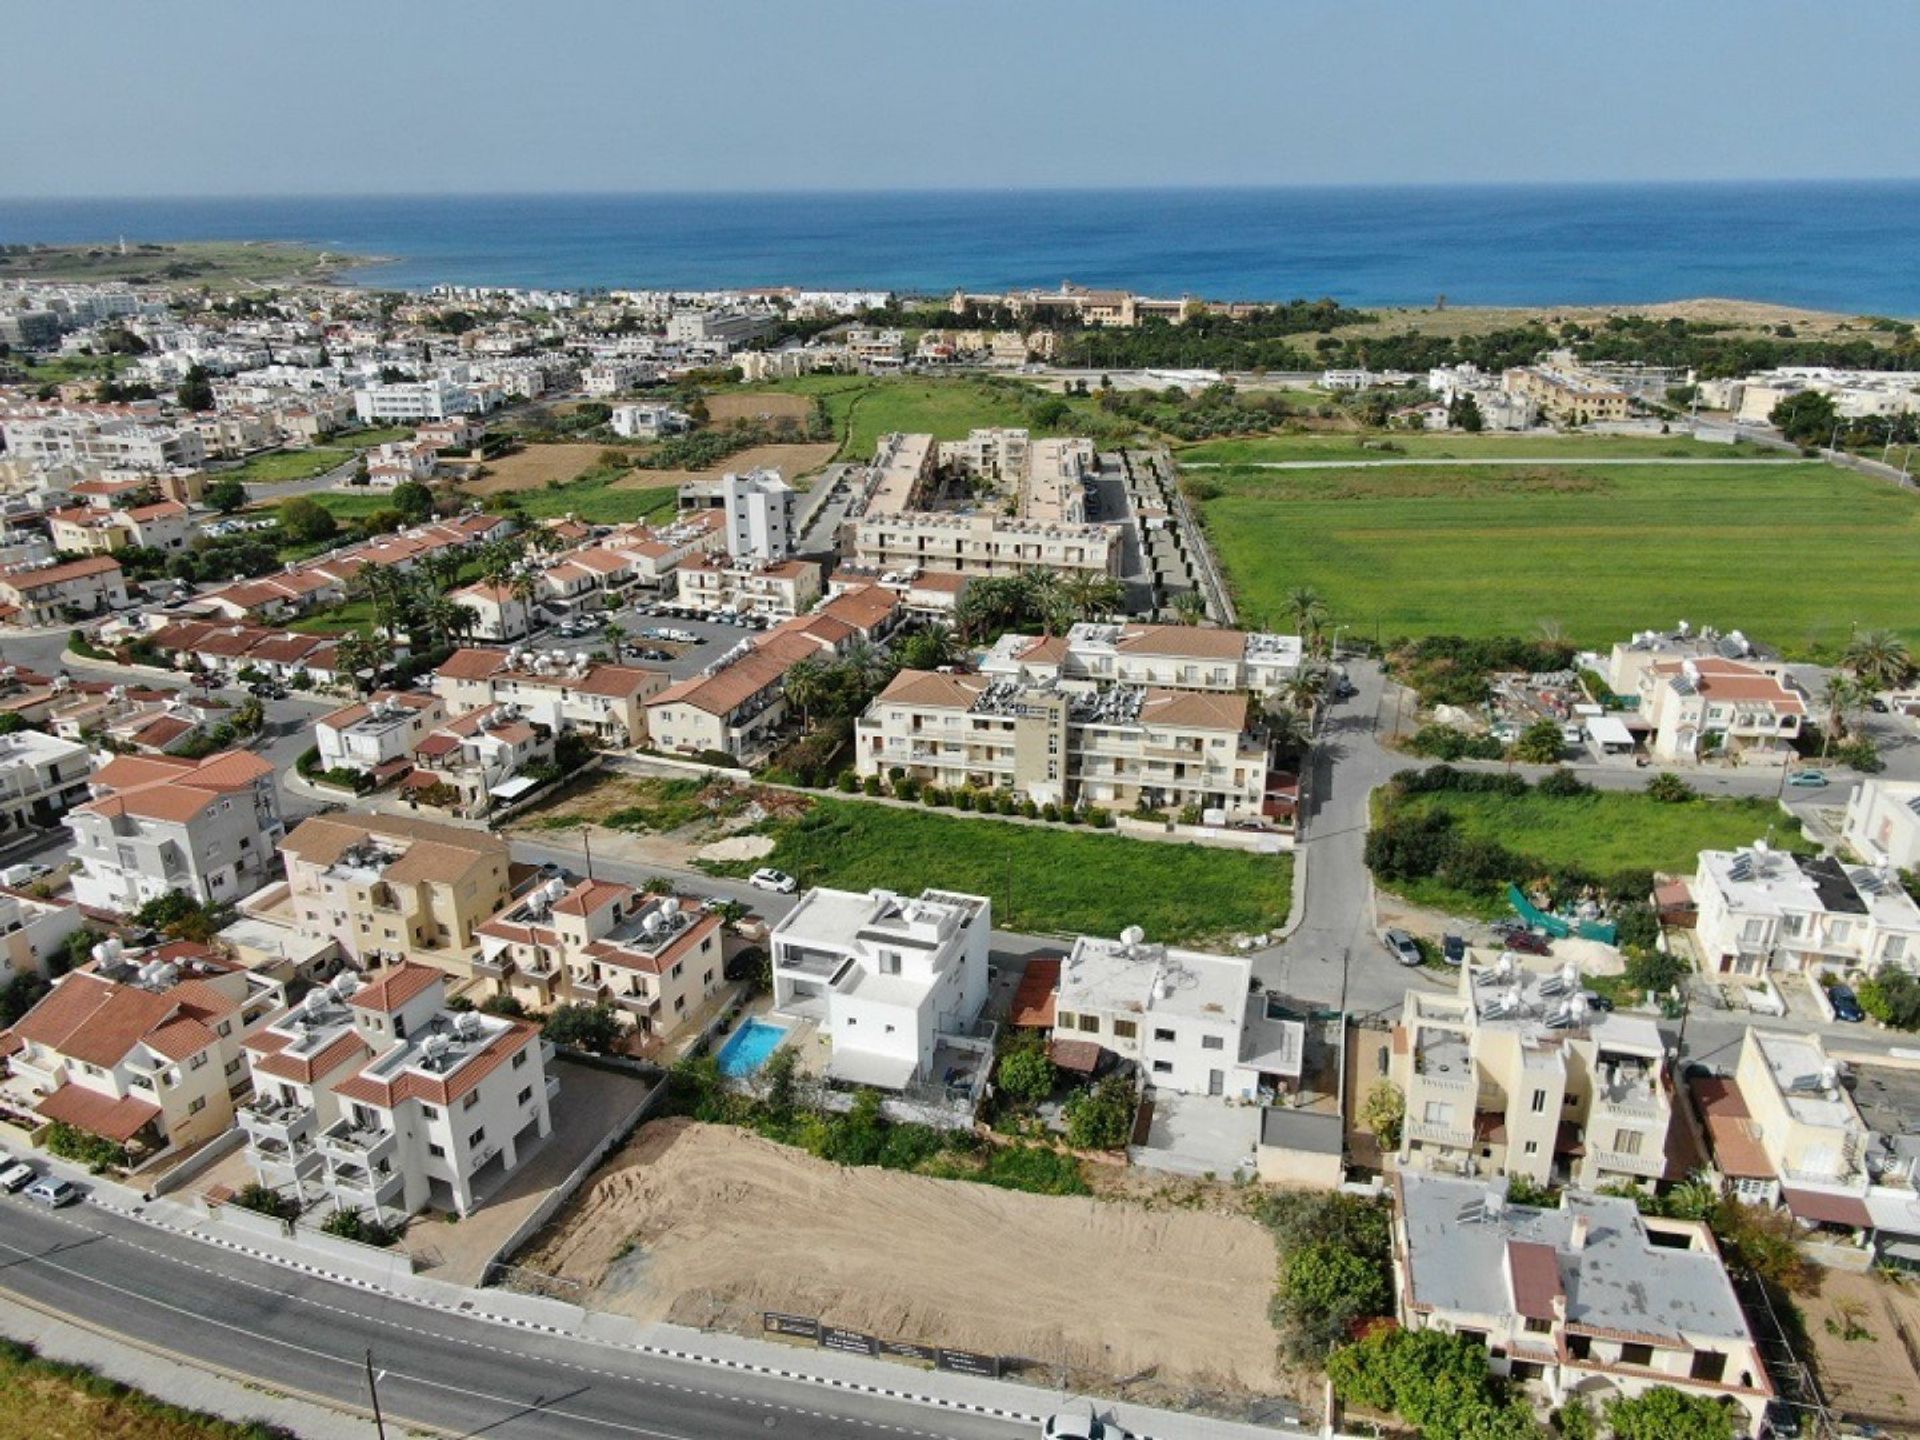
0 1335 294 1440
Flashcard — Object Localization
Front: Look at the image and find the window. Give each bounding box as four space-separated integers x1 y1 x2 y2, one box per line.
1423 1101 1453 1125
420 1105 438 1119
1530 1089 1548 1114
469 1128 485 1147
1523 1140 1539 1156
1151 1060 1173 1075
1153 1027 1176 1043
517 1086 533 1105
1524 1317 1552 1335
1201 1035 1224 1051
188 1096 206 1115
513 1050 527 1069
1614 1129 1643 1157
1619 1343 1654 1367
463 1091 480 1110
879 952 902 976
1077 1014 1099 1034
1112 1019 1137 1040
189 1052 208 1070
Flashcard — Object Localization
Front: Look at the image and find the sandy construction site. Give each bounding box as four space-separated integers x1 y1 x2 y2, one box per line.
517 1117 1283 1393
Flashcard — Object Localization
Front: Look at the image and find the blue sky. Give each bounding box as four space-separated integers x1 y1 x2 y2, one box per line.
8 1 1918 196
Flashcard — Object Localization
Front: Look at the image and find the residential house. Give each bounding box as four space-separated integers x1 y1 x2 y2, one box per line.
674 554 822 618
406 705 555 816
67 751 284 913
0 889 84 987
446 580 535 641
1502 365 1633 425
315 691 447 777
1692 842 1920 976
1391 1171 1771 1432
0 555 128 626
365 441 437 489
478 878 723 1035
432 648 666 748
1843 778 1920 870
608 400 687 437
1636 657 1805 764
48 500 191 555
0 729 95 834
278 813 512 980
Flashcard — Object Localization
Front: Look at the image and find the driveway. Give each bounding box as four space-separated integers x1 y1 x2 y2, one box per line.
404 1058 655 1286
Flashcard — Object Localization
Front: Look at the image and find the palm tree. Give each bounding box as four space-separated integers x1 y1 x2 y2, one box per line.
352 566 412 644
602 616 627 655
1822 672 1865 753
1843 628 1913 691
782 655 831 727
1170 591 1209 626
1261 701 1310 760
1019 568 1064 636
1281 667 1329 715
954 575 1024 643
1286 585 1328 636
334 629 393 697
508 566 542 634
445 601 480 648
1059 573 1125 626
417 550 463 595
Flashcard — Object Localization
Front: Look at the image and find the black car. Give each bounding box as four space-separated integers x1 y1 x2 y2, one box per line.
1829 983 1867 1022
1441 934 1467 966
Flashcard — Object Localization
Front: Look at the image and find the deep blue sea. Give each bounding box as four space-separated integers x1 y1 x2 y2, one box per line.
3 185 1917 312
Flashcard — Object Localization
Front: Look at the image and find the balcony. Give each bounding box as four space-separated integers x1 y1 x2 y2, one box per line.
238 1096 317 1150
329 1162 404 1210
1405 1118 1475 1147
248 1134 323 1182
1589 1146 1664 1179
319 1117 398 1169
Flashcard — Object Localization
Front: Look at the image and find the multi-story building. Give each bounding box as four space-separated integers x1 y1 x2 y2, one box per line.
1392 1171 1771 1432
584 362 659 398
352 379 481 424
937 429 1096 524
0 555 129 626
1843 778 1920 871
0 728 94 834
66 751 284 913
1390 958 1675 1191
1635 656 1805 764
315 691 447 776
1048 930 1302 1100
1502 365 1633 425
607 399 685 436
862 432 937 515
278 813 512 978
0 408 209 474
445 580 536 641
674 553 821 618
4 942 286 1162
432 648 667 748
643 646 796 761
719 467 795 559
850 509 1121 580
407 705 554 816
664 309 774 347
1692 842 1920 977
241 964 553 1223
983 621 1302 696
478 877 724 1034
770 885 993 1092
856 670 1269 819
0 889 83 987
47 500 191 555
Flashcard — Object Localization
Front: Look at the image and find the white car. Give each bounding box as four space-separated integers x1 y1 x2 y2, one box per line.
24 1175 79 1208
749 868 796 894
1042 1408 1133 1440
0 1159 36 1193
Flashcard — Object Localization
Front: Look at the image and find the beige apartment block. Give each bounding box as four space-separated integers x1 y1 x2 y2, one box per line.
983 621 1302 697
1502 365 1632 425
433 647 667 748
279 813 512 979
1390 959 1675 1191
851 509 1120 580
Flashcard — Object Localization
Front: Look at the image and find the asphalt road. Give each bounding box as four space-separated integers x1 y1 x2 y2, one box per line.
0 1196 1033 1440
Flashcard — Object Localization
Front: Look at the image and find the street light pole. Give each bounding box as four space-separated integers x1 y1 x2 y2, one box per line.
365 1349 387 1440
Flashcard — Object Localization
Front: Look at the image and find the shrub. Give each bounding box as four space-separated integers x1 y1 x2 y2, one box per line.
233 1181 299 1222
44 1120 127 1173
543 1001 621 1053
1536 767 1592 797
1328 1327 1539 1439
1603 1386 1737 1440
954 788 975 811
861 774 881 796
1041 801 1061 823
1063 1074 1137 1150
1359 1079 1405 1148
1859 963 1920 1029
322 1206 400 1247
997 1045 1056 1106
1510 718 1567 764
1836 737 1885 773
835 772 857 793
1646 771 1695 803
1405 724 1504 761
892 775 921 801
1086 806 1114 828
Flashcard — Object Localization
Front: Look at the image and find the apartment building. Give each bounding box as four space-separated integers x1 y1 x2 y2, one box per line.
278 813 512 978
0 728 94 834
770 885 993 1092
584 361 659 398
0 555 129 626
406 704 554 816
366 441 437 488
1692 842 1920 976
446 580 536 641
67 751 284 913
315 691 447 776
937 429 1097 524
644 647 795 761
1636 656 1805 763
1392 1171 1771 1432
0 890 84 987
946 283 1199 328
48 500 191 555
664 309 774 346
4 942 286 1162
608 400 686 436
1048 929 1303 1099
601 510 726 588
352 379 482 424
1603 624 1765 697
1843 778 1920 870
719 468 795 560
674 554 821 618
432 647 667 748
851 510 1121 580
863 432 937 515
1391 958 1675 1191
856 670 1269 819
983 621 1302 696
1502 365 1633 425
243 965 553 1223
0 408 209 474
478 877 723 1035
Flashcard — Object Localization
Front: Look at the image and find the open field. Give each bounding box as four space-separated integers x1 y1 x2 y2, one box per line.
616 441 838 490
0 239 365 287
1177 432 1776 464
710 796 1291 942
0 1336 287 1440
514 476 677 525
218 446 352 485
462 442 606 495
1199 460 1920 656
517 1117 1281 1393
745 374 1126 461
1799 1268 1920 1434
702 391 813 424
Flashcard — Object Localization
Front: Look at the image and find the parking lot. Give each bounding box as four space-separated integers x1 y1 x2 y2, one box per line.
522 599 774 682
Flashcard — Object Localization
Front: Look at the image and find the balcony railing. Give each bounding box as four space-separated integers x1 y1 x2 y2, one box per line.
1405 1118 1474 1147
330 1164 404 1209
239 1098 317 1148
320 1118 397 1168
248 1135 323 1181
1589 1147 1664 1178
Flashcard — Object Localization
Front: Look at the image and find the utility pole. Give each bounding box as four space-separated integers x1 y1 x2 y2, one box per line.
365 1350 387 1440
581 826 595 881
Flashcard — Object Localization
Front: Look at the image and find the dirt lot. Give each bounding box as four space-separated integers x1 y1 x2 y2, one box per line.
704 392 813 425
1801 1268 1920 1434
516 1117 1282 1393
465 443 605 495
613 442 838 491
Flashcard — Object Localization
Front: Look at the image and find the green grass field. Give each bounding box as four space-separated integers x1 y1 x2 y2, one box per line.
712 797 1291 942
508 474 678 524
286 597 380 634
1177 432 1775 464
222 446 353 485
1200 460 1920 657
745 375 1123 462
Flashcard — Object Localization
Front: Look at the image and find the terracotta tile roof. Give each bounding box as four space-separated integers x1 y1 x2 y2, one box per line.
435 649 508 682
13 974 181 1070
143 1013 219 1061
10 972 120 1052
585 913 720 975
280 813 507 881
1782 1187 1873 1229
649 649 792 717
569 548 631 574
1010 956 1061 1028
874 668 987 711
332 1020 536 1109
3 555 122 591
1011 635 1068 665
1139 688 1249 732
348 964 444 1015
551 879 630 917
1505 1239 1564 1320
1692 1075 1775 1179
575 663 665 699
818 584 897 635
253 1029 370 1084
908 571 968 594
1048 1038 1103 1074
35 1084 161 1143
1652 658 1806 713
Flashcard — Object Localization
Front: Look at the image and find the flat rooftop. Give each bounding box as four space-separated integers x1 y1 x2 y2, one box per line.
1060 934 1249 1027
1753 1029 1862 1129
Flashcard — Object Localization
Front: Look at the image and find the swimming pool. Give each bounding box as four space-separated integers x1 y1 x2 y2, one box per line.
715 1018 789 1078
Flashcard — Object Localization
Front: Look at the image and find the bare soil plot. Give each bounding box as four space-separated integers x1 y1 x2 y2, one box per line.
465 443 606 495
515 1117 1282 1393
1801 1268 1920 1433
613 442 838 490
704 392 813 425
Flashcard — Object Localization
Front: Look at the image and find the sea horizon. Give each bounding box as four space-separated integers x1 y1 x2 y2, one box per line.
5 181 1918 312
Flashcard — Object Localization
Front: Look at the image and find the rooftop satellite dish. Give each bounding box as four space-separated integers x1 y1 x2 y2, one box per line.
1120 925 1146 948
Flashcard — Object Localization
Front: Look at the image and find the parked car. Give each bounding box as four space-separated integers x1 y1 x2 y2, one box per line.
1 862 51 887
1580 989 1616 1013
24 1175 79 1208
1441 934 1467 966
1042 1408 1134 1440
1829 983 1867 1023
1869 697 1890 714
750 868 797 894
1503 929 1553 956
0 1158 36 1193
1786 770 1829 788
1385 929 1423 967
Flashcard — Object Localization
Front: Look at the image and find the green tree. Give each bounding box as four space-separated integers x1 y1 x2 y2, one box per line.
175 364 215 412
1770 389 1839 446
205 478 248 514
390 480 435 523
333 629 393 696
1510 718 1567 764
1062 1074 1136 1150
996 1045 1056 1106
278 496 339 545
1843 627 1914 690
1602 1387 1737 1440
542 1002 621 1053
893 626 960 672
1646 771 1694 803
1284 1241 1390 1322
232 1181 299 1222
1360 1079 1405 1148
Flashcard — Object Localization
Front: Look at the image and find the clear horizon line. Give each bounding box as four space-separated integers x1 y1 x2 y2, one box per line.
6 175 1920 204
